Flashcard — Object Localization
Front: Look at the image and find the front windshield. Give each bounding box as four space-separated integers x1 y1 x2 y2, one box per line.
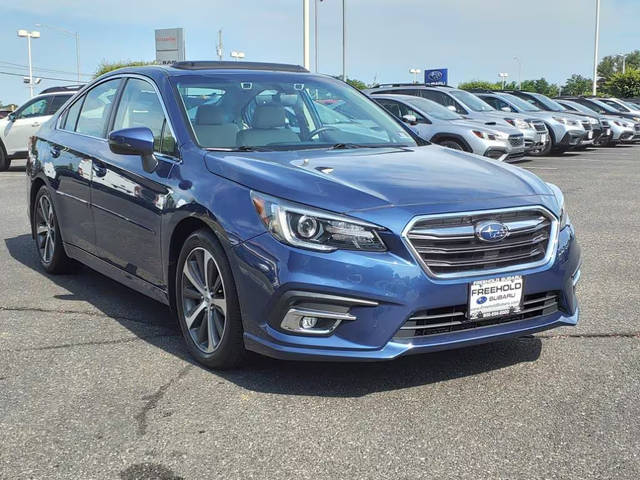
587 98 618 113
449 90 495 112
600 99 629 112
623 100 640 110
173 73 416 150
499 93 541 112
563 101 599 116
529 93 565 112
403 96 462 120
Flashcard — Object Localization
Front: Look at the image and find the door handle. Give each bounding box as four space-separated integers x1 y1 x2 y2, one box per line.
50 145 61 158
31 122 41 127
92 162 107 178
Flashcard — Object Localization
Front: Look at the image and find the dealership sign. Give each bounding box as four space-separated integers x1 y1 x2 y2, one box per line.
155 28 185 64
424 68 448 85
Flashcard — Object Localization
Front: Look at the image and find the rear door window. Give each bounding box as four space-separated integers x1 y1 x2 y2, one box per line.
75 79 121 138
46 95 72 115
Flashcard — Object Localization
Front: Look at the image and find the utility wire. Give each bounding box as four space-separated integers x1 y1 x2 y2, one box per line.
0 60 92 77
0 70 81 83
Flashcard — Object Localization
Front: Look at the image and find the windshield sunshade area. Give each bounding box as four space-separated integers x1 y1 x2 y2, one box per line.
403 96 462 120
500 93 541 112
172 73 417 151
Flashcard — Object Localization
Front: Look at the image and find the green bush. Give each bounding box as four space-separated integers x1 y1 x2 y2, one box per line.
604 70 640 97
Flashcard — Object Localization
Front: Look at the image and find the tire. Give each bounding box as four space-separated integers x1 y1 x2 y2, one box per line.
175 229 246 369
33 186 75 274
438 139 465 151
0 144 9 171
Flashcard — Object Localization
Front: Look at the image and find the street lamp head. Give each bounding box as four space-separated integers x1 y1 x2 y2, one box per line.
31 31 41 38
17 29 28 37
17 29 39 38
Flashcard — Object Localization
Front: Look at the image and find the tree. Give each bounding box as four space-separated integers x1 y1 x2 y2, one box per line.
458 80 501 90
345 78 368 90
604 70 640 98
94 60 155 78
562 74 592 96
598 50 640 82
520 78 559 97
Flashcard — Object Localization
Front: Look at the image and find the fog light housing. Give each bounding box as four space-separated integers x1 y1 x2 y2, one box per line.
281 308 356 335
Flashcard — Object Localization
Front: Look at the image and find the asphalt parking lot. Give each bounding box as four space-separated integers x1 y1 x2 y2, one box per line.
1 146 639 480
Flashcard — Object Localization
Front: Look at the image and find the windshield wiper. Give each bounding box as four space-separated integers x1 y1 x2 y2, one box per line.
229 146 269 152
329 143 406 150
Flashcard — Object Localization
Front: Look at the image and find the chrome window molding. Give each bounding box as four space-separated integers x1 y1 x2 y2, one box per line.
401 205 560 280
55 73 180 161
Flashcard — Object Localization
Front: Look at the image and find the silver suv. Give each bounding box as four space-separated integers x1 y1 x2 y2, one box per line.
374 94 525 161
365 84 547 155
555 99 631 146
475 91 596 152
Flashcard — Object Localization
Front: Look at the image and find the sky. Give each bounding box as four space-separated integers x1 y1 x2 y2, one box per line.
2 0 639 106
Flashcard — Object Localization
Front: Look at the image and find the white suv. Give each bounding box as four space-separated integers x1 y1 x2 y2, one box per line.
0 89 76 170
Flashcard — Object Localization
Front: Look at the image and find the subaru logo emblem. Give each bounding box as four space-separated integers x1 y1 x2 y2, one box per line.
428 70 443 81
475 220 509 242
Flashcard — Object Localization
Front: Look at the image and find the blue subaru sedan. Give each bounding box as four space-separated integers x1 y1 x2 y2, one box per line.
26 61 581 368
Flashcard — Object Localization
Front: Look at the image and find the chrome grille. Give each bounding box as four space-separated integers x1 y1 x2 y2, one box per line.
508 135 524 147
404 207 557 278
395 291 560 338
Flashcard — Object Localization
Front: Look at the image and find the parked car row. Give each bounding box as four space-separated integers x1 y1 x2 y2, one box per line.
364 84 640 159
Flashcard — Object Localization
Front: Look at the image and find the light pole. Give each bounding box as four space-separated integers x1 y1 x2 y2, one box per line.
35 23 80 83
513 57 522 90
342 0 347 81
303 0 310 70
17 29 40 98
498 72 509 90
409 68 421 84
592 0 600 95
617 54 628 74
230 51 245 61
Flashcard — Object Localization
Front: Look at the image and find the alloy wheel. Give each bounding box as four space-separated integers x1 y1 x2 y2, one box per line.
36 195 56 264
181 247 227 353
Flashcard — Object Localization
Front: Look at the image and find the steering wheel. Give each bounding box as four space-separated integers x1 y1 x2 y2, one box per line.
307 126 339 139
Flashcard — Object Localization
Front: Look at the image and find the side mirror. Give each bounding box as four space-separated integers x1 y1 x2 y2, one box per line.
108 127 158 173
447 105 457 112
7 112 16 122
401 114 418 125
501 106 512 112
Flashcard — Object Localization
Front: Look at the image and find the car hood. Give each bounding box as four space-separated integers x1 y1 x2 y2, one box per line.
449 119 521 135
204 146 555 220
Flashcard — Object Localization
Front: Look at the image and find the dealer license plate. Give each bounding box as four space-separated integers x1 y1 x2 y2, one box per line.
469 276 523 320
539 134 547 143
587 131 594 139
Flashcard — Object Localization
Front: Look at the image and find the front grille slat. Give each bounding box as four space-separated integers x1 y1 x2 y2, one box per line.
405 208 556 278
396 292 560 338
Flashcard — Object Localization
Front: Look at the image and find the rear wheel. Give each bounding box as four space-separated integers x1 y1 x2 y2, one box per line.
0 145 9 171
438 139 465 151
33 186 75 274
175 229 246 369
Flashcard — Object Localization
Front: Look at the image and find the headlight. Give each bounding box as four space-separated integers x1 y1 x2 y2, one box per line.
589 118 598 125
546 182 569 229
614 121 622 126
505 118 530 130
552 116 568 125
473 130 502 140
251 192 387 252
632 116 640 122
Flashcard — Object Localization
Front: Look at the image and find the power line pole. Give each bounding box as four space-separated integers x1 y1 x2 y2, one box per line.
592 0 600 95
303 0 310 70
342 0 346 81
217 30 223 61
314 0 319 72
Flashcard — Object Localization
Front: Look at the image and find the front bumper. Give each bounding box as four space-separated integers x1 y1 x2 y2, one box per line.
232 222 581 361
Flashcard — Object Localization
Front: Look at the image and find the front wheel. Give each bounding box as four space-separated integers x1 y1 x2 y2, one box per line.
438 139 465 151
175 229 246 369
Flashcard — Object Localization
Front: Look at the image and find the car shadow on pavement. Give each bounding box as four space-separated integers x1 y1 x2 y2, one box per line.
5 233 542 397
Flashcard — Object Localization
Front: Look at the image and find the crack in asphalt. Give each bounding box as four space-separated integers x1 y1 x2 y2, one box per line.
5 333 181 352
0 305 167 326
134 364 193 436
